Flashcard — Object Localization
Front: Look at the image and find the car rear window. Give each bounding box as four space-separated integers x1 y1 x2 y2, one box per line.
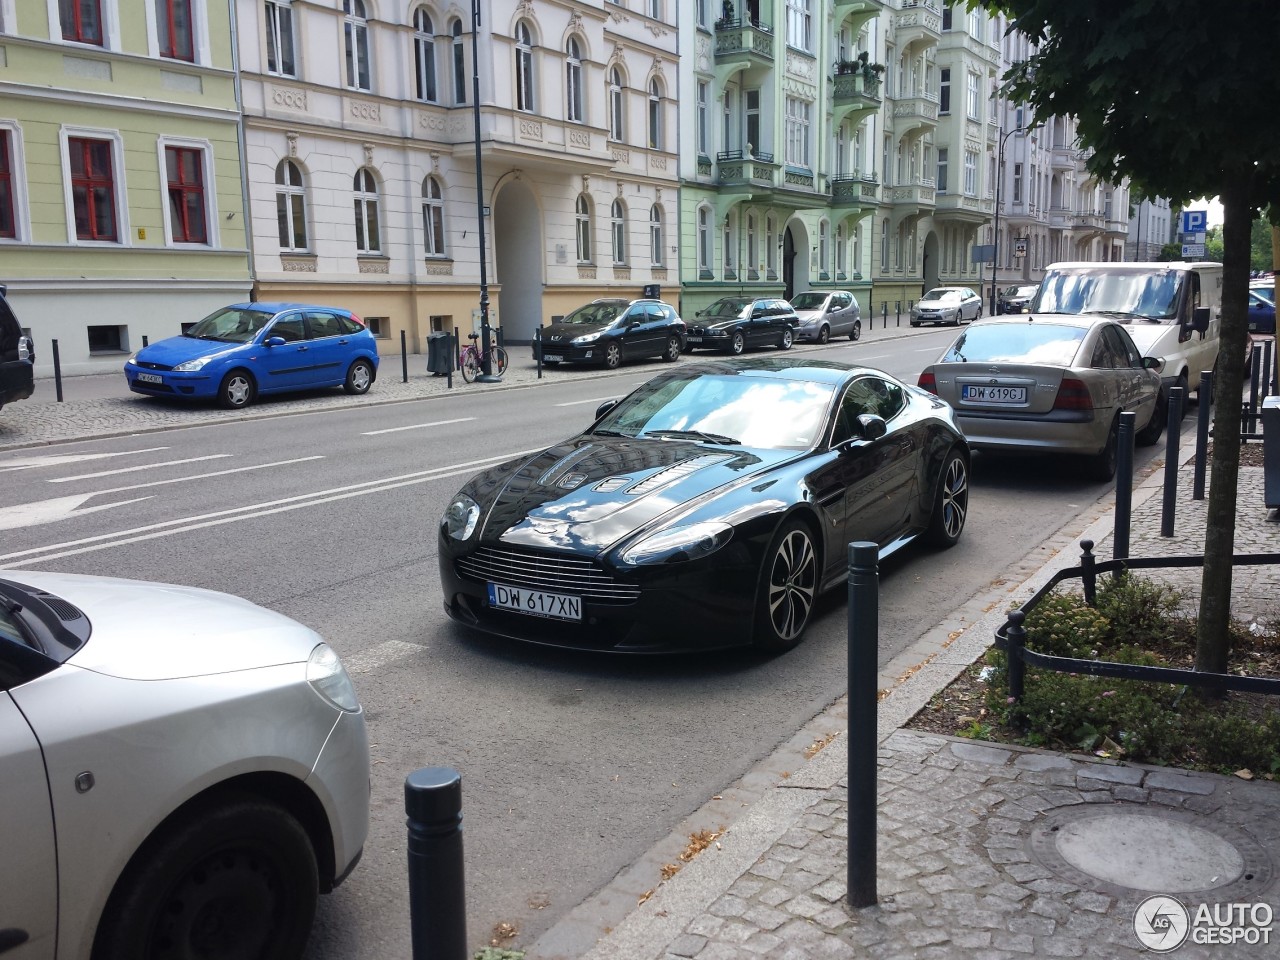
942 323 1087 366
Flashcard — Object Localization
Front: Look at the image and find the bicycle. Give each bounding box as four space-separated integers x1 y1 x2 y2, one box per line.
459 331 508 383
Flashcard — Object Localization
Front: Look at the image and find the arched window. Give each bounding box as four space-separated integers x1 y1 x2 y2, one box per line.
275 158 307 251
450 18 466 105
649 204 664 267
353 167 380 253
413 8 437 102
608 67 625 142
575 194 592 263
515 21 535 112
343 0 371 91
647 79 662 149
611 199 626 264
566 37 584 123
422 175 445 256
697 206 711 275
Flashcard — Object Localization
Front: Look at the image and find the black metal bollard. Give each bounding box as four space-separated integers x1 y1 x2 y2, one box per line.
535 325 543 379
52 339 64 402
1160 387 1184 537
142 335 149 347
401 330 409 383
1113 411 1136 561
406 767 467 960
846 541 878 909
1006 610 1027 702
1194 371 1211 500
881 302 887 329
1080 539 1097 606
895 300 901 325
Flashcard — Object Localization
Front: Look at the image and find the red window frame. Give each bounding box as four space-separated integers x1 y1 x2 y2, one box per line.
60 0 104 45
69 137 117 242
158 0 195 62
166 146 207 244
0 131 14 240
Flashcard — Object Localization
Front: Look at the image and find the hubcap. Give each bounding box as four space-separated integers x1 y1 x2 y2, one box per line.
767 529 817 641
352 364 370 390
940 457 968 539
226 378 249 406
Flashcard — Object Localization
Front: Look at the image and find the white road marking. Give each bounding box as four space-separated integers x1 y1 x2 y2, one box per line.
555 394 628 407
361 417 475 436
341 640 422 675
0 447 170 472
92 457 325 496
0 494 154 531
48 454 232 482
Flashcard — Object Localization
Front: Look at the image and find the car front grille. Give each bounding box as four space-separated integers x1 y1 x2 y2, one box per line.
135 360 175 371
456 546 640 605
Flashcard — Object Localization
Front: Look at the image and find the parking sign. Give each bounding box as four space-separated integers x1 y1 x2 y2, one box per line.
1181 210 1207 234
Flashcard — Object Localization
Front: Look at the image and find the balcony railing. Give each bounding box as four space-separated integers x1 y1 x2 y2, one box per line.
831 175 880 206
714 17 775 63
716 149 778 189
833 71 882 108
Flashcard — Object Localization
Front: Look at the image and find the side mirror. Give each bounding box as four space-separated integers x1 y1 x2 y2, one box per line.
856 413 887 441
265 336 286 347
594 399 620 420
1191 306 1211 334
1142 356 1163 371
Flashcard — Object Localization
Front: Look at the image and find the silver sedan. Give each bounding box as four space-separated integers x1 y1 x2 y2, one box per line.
910 286 983 326
1 570 369 960
917 315 1163 480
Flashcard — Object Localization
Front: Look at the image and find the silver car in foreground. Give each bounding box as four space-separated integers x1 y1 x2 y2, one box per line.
790 290 862 343
917 316 1163 480
1 570 369 960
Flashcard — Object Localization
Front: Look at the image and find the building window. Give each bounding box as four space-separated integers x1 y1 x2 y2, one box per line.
413 8 437 102
575 193 592 263
353 167 380 253
275 158 307 251
610 199 626 264
649 204 664 267
941 5 953 30
880 218 888 270
963 149 977 196
766 216 776 275
68 136 117 242
451 18 466 105
936 147 949 193
648 80 663 149
422 176 445 257
746 213 757 276
745 88 761 154
785 97 811 168
696 0 708 29
157 0 194 61
515 20 535 112
88 324 126 353
966 71 980 120
165 145 207 244
60 0 103 45
835 225 846 278
566 37 584 122
1012 162 1022 203
0 129 15 239
697 206 711 275
785 0 811 53
723 214 735 276
818 219 829 279
608 68 625 142
939 68 950 114
345 0 371 91
696 80 709 155
648 0 661 18
265 0 295 77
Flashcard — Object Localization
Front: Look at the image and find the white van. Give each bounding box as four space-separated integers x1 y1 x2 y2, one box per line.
1034 261 1221 430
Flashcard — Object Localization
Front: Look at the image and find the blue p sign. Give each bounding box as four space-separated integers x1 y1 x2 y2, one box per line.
1181 210 1207 234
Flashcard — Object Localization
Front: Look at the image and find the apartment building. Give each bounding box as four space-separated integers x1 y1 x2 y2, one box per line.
0 0 251 376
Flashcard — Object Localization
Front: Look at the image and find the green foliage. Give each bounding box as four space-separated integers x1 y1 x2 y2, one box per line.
1093 575 1185 649
1251 218 1274 273
1020 591 1108 657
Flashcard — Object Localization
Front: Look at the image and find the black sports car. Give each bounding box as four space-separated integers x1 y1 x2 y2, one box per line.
439 357 969 653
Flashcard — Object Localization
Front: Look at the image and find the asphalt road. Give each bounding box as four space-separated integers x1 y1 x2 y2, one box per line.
1 331 1184 956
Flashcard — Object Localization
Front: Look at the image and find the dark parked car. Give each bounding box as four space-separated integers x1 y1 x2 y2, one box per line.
439 356 969 653
533 298 685 370
685 297 799 354
0 286 34 413
124 303 379 409
997 284 1040 315
1248 287 1275 335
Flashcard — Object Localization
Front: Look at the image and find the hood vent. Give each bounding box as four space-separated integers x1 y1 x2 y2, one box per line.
628 454 734 495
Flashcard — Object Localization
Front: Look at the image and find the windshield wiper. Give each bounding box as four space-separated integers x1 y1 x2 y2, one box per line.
643 429 740 445
1080 310 1162 322
592 428 635 438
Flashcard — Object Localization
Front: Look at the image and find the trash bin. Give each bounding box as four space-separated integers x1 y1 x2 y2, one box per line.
427 332 453 375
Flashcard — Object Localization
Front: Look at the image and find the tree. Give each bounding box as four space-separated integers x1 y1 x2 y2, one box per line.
1250 217 1273 274
1204 226 1224 264
970 0 1280 676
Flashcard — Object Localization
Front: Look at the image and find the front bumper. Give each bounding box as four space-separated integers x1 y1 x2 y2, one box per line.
532 341 606 364
308 706 371 892
0 359 34 406
124 361 217 399
684 330 734 351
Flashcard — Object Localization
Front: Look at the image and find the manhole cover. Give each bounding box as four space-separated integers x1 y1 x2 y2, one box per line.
1028 805 1273 900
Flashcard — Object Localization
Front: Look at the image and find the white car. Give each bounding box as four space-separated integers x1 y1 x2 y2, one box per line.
0 570 369 960
910 287 983 326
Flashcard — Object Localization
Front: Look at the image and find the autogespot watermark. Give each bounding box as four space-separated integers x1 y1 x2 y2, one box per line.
1133 895 1274 952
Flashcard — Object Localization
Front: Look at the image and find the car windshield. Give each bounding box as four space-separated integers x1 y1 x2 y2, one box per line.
561 301 627 326
942 323 1087 366
1036 268 1183 320
185 306 275 343
594 372 837 450
922 289 960 302
1007 285 1039 299
702 298 751 319
789 292 829 311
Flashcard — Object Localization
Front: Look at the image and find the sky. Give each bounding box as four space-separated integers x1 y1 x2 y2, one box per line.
1197 197 1225 227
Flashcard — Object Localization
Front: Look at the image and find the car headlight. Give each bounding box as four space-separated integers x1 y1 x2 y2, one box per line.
572 332 602 345
620 520 733 566
173 356 213 372
307 643 360 712
443 493 480 540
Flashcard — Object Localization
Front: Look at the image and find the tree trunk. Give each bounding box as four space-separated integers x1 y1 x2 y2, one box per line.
1196 181 1254 675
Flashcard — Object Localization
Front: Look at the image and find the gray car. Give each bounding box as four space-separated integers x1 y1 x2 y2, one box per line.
910 286 983 326
790 290 862 343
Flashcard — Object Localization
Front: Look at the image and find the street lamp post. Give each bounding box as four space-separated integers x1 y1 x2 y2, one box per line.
990 126 1027 316
471 0 500 382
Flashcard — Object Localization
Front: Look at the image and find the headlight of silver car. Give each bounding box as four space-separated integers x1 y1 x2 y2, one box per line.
173 356 213 372
443 494 480 540
619 520 734 566
307 643 361 712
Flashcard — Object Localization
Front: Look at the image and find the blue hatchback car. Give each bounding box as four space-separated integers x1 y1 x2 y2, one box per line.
125 303 379 409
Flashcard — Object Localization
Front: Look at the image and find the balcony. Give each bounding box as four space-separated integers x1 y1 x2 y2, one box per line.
714 17 775 81
1105 217 1129 238
1072 211 1105 236
933 192 992 224
1050 144 1075 171
890 178 937 210
894 0 942 51
832 69 882 126
1047 206 1071 229
715 149 778 192
834 0 884 33
891 94 939 136
830 175 880 211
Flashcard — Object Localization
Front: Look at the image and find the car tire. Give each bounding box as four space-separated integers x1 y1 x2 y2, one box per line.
1136 391 1167 447
816 325 830 345
850 320 862 342
662 335 681 362
343 358 374 395
1088 416 1121 482
603 342 622 369
1175 372 1190 420
729 331 746 355
217 370 256 410
925 448 969 548
752 518 819 653
910 321 920 328
778 328 794 350
92 797 318 960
